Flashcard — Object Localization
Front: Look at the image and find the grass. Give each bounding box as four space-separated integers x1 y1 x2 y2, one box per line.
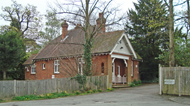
9 88 114 102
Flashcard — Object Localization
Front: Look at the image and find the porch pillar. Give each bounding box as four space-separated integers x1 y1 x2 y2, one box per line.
127 57 132 84
107 55 112 88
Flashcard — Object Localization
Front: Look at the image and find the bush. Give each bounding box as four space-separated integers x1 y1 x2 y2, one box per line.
107 88 114 91
75 91 80 95
98 89 102 92
129 80 142 87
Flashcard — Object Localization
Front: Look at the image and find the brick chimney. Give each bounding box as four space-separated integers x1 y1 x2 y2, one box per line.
61 20 68 39
96 12 106 32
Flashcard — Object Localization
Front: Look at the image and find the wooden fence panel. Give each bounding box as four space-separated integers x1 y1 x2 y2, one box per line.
0 75 108 99
160 66 190 96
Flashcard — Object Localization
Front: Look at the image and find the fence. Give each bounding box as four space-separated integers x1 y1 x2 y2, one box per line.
0 75 108 99
159 65 190 96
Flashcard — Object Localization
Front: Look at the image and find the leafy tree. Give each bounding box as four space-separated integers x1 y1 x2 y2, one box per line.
0 27 26 79
158 27 190 66
0 0 42 52
39 10 61 45
125 0 168 81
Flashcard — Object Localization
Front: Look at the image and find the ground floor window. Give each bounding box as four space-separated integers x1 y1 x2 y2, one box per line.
101 62 104 75
54 60 59 73
78 58 85 75
31 64 36 74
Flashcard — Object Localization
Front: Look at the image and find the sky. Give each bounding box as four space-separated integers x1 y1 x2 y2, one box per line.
0 0 138 27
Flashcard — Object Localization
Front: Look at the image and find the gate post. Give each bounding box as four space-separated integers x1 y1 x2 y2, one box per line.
159 64 162 95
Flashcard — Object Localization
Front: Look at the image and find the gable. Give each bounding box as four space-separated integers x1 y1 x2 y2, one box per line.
110 33 137 59
112 38 132 55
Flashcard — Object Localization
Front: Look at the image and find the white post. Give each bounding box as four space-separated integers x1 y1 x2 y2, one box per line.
14 80 16 96
159 64 162 95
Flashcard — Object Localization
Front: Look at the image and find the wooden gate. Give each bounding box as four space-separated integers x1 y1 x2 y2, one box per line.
159 64 190 96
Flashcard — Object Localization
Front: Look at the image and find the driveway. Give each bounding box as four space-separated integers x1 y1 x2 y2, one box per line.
0 84 189 106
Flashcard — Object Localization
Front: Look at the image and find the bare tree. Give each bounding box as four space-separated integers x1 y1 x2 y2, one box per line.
48 0 125 75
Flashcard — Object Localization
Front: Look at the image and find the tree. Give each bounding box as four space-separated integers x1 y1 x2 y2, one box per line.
125 0 168 81
158 27 190 66
39 10 61 45
0 27 26 79
51 0 125 76
0 0 42 52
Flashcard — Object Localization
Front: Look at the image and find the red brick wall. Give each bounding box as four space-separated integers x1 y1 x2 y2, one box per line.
91 55 108 76
131 60 140 81
25 54 140 82
25 66 36 80
25 55 109 80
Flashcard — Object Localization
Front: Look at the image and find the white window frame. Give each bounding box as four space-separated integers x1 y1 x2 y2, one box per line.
42 63 45 69
31 64 36 74
131 61 133 76
78 58 84 75
117 65 121 77
54 60 59 73
25 66 29 72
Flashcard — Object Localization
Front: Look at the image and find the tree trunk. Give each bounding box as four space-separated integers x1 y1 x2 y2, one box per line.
187 0 190 29
3 69 7 80
169 0 175 67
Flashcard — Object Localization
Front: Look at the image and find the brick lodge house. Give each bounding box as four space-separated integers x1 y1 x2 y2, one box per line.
23 13 142 86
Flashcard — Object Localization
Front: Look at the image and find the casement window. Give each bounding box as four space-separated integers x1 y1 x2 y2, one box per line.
54 60 59 73
31 64 36 74
131 61 133 76
42 63 45 69
78 58 85 75
101 62 104 75
25 66 29 72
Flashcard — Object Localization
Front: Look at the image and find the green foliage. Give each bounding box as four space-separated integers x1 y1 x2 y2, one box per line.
107 88 114 91
158 27 190 66
126 0 168 81
72 74 87 90
129 80 142 87
98 89 102 92
0 28 26 79
39 10 61 45
83 40 92 76
12 88 106 102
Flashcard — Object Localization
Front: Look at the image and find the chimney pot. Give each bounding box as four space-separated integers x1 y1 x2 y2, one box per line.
96 12 106 33
61 20 68 39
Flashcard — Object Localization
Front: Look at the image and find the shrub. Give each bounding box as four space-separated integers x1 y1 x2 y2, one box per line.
98 89 102 92
107 88 114 91
75 91 80 95
93 89 97 93
129 82 136 87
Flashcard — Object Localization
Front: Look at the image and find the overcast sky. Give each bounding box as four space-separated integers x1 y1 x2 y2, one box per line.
0 0 137 27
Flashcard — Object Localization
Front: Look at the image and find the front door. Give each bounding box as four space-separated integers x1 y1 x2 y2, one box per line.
113 59 126 84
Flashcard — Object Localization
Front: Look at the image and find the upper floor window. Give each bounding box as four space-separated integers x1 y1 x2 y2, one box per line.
31 64 36 74
101 62 104 75
42 63 45 69
54 60 59 73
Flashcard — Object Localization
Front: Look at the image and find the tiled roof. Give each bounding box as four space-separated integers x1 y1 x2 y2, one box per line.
23 54 37 65
34 29 124 60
